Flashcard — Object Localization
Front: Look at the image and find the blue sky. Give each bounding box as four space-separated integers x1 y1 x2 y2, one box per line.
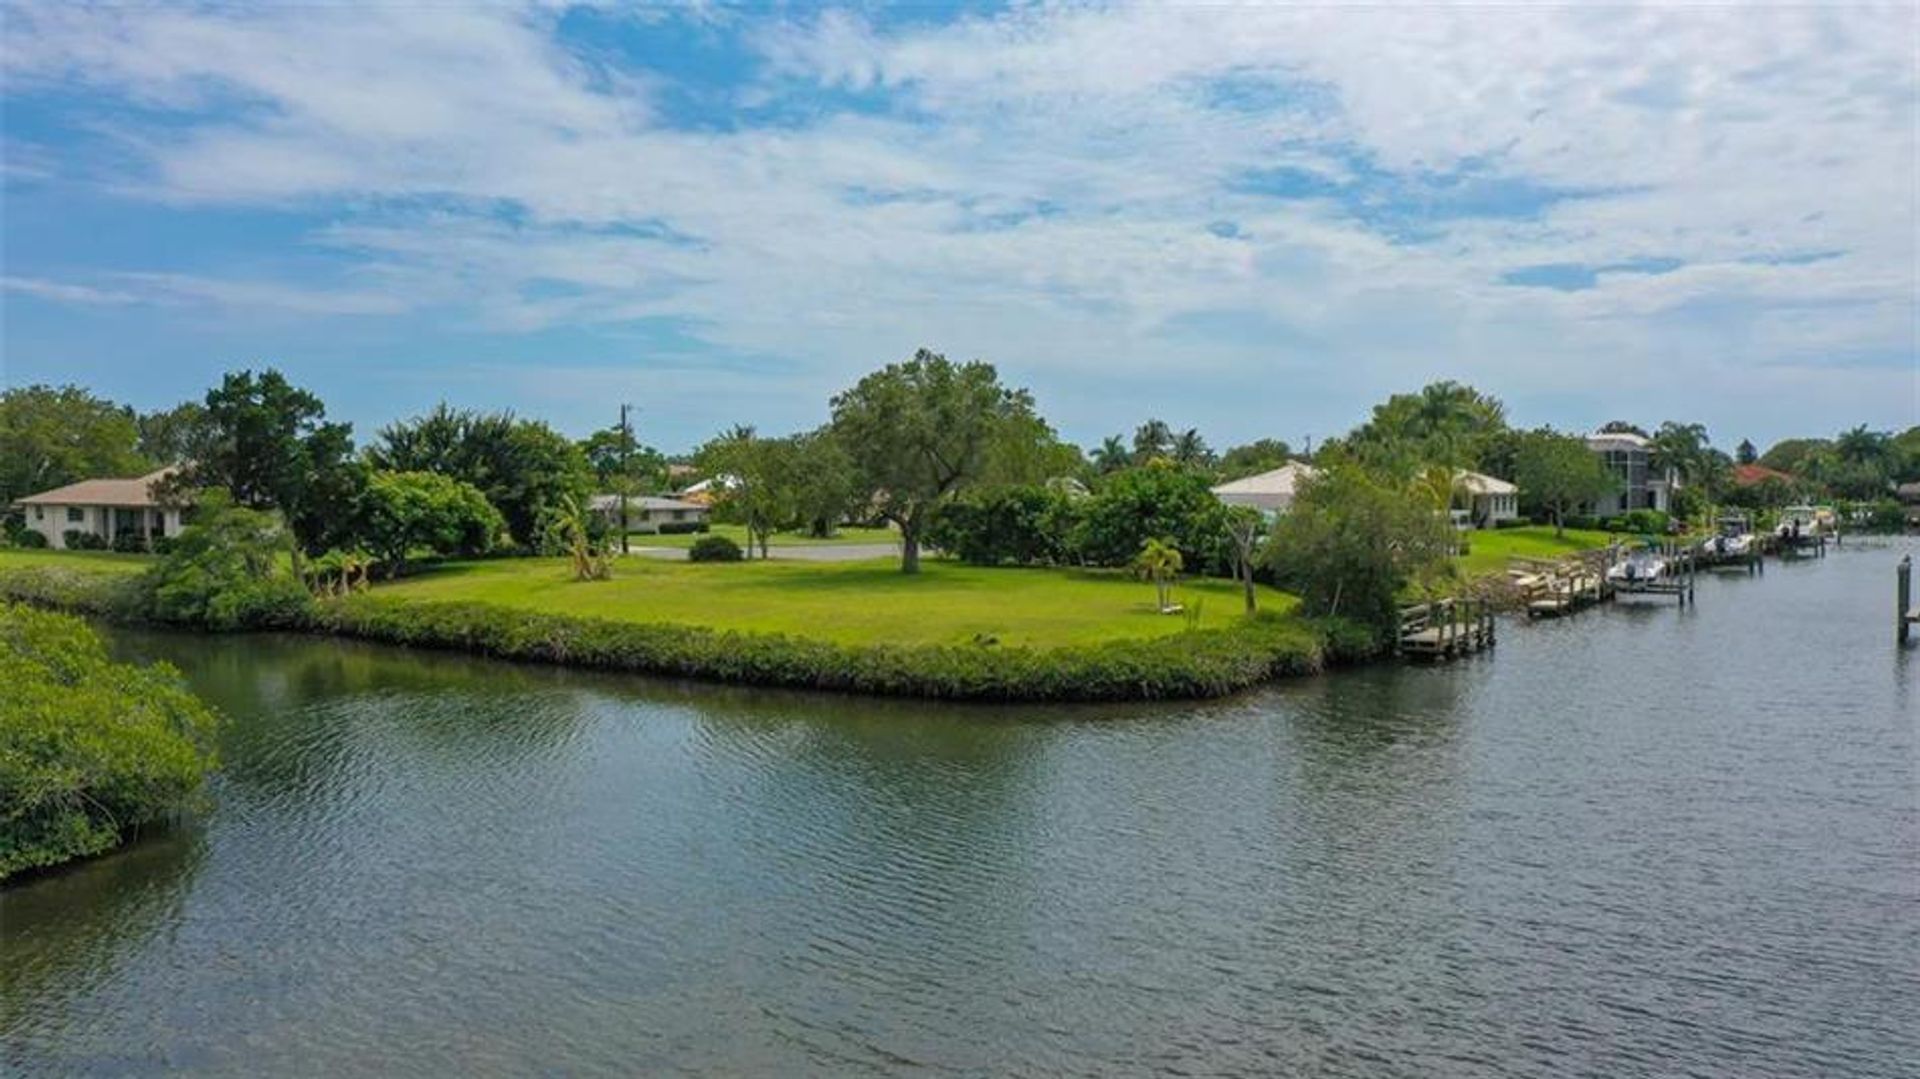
2 1 1915 453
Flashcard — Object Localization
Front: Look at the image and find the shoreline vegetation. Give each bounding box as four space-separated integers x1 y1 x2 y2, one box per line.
0 555 1381 702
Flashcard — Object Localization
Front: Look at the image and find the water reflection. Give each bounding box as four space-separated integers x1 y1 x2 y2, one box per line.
3 542 1915 1076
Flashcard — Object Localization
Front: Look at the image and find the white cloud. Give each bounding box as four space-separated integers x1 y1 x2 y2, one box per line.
1 0 1914 443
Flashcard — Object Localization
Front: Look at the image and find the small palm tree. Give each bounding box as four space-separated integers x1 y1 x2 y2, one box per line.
1171 428 1212 468
548 493 612 581
1134 537 1185 613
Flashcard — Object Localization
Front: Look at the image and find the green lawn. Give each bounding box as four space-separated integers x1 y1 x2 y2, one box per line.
377 556 1295 649
1454 526 1613 578
0 548 153 575
624 523 899 549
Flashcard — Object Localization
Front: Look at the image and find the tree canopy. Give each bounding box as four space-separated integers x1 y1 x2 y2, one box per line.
357 470 504 573
829 349 1042 573
1264 460 1456 635
1512 428 1618 535
0 384 146 506
1344 381 1508 473
178 369 359 554
369 404 591 550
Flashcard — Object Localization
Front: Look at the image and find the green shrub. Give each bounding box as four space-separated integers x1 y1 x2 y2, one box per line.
15 530 48 549
1611 509 1671 535
1 603 220 880
151 535 178 555
688 535 744 562
132 495 315 630
926 485 1075 565
110 530 150 554
654 520 709 535
62 530 109 550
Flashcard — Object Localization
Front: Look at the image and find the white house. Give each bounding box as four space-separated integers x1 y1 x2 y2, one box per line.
1586 431 1675 518
14 468 183 549
589 494 710 533
1211 462 1320 516
1455 471 1520 528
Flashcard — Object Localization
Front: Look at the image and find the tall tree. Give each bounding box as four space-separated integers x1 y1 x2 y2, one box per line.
0 385 146 505
1735 439 1758 465
829 349 1043 573
1512 428 1618 536
1265 460 1456 635
179 370 358 554
355 470 504 575
1348 381 1507 471
369 404 590 550
136 402 217 466
1648 420 1713 487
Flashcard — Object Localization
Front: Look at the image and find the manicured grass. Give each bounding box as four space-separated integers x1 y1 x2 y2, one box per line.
625 523 899 549
1454 526 1613 578
0 548 153 575
376 556 1295 649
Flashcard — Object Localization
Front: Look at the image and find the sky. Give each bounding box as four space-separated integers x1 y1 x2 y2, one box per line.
2 1 1916 454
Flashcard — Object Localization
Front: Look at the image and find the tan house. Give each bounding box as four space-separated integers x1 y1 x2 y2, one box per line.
589 494 710 533
14 468 183 549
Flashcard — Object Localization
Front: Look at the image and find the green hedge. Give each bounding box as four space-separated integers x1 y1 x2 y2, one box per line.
311 597 1374 702
0 565 1381 703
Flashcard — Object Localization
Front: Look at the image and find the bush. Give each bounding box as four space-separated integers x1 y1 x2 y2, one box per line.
1 603 219 880
1610 509 1671 535
151 535 178 555
62 530 109 551
688 535 744 562
111 531 151 554
654 520 709 535
926 485 1074 566
132 495 315 630
1074 465 1233 572
16 529 48 549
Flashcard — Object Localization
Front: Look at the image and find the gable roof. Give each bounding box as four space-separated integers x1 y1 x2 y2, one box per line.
1455 470 1518 495
589 494 707 513
1212 462 1320 511
15 467 177 508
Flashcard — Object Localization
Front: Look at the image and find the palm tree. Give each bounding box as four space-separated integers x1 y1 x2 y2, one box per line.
548 493 612 581
1132 419 1173 463
1091 435 1131 474
1170 428 1212 469
1834 425 1889 466
1133 537 1184 613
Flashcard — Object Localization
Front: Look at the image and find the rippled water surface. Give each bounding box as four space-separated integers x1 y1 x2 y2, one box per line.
5 542 1917 1076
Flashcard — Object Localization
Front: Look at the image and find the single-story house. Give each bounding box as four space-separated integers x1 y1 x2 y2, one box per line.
589 494 710 533
13 467 183 549
1211 462 1319 516
1455 470 1520 528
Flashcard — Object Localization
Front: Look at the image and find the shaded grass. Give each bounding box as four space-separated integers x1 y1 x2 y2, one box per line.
627 523 898 549
378 556 1297 649
1454 526 1614 578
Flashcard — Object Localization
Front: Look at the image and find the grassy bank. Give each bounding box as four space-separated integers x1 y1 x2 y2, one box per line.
0 551 1369 702
0 548 153 575
378 556 1288 648
1454 526 1613 578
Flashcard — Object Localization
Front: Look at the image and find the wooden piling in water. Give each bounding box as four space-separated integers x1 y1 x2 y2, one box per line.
1900 554 1914 646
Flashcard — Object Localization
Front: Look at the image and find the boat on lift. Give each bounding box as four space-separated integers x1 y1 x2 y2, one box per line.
1607 543 1669 587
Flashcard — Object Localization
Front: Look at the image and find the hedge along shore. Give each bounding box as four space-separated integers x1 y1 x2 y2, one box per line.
0 565 1380 703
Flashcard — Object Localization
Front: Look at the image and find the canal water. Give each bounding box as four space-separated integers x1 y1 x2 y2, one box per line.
4 543 1916 1076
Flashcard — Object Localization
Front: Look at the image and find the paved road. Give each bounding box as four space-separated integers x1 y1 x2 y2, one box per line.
626 543 902 563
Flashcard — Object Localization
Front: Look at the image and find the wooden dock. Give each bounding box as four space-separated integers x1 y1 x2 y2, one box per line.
1609 541 1699 607
1512 550 1615 618
1398 597 1495 659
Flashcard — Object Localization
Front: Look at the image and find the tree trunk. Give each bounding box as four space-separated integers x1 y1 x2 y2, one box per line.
1241 559 1256 614
1554 505 1565 538
900 526 921 574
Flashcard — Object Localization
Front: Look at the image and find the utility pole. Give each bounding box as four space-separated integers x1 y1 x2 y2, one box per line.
618 403 635 554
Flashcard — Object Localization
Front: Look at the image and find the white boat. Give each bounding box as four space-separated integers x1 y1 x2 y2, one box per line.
1701 514 1754 558
1607 546 1668 585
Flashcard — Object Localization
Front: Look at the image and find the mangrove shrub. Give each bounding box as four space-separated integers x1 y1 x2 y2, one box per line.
1 603 219 880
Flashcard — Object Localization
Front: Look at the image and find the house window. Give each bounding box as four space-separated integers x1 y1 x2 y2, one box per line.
33 506 43 521
672 510 685 521
67 507 85 524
